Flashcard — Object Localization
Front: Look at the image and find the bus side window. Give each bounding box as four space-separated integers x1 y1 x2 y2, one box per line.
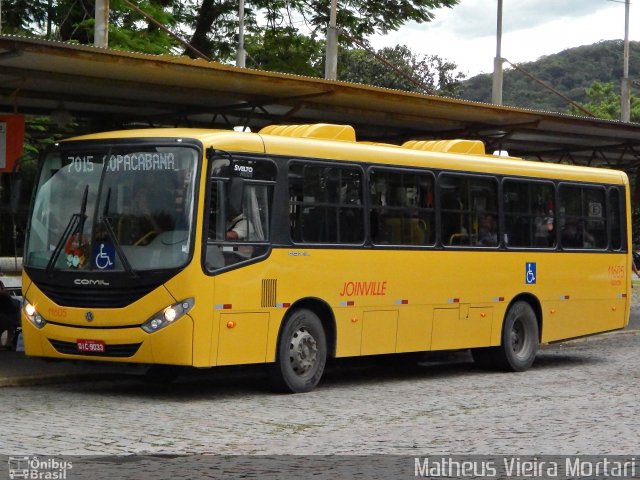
289 163 364 244
440 174 498 247
609 187 625 250
440 176 467 245
503 180 555 248
369 169 434 246
559 184 606 250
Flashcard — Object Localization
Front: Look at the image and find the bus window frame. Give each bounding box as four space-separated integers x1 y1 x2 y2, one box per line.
288 159 367 247
607 185 627 252
557 181 609 252
437 171 500 250
368 165 437 248
202 154 277 275
502 177 557 251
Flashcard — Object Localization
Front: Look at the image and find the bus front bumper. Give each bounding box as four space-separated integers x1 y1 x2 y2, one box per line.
21 315 194 366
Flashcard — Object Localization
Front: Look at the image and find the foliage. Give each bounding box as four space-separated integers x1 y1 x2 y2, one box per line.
0 0 182 52
184 0 459 61
568 81 640 122
338 45 465 96
461 40 640 114
105 0 182 54
569 81 640 247
0 0 465 93
0 0 50 35
1 0 459 62
243 27 325 76
19 117 71 181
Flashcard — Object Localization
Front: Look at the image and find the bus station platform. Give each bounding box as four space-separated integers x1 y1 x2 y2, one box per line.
1 308 638 388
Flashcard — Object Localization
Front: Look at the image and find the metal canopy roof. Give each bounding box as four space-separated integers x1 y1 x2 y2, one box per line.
2 35 640 168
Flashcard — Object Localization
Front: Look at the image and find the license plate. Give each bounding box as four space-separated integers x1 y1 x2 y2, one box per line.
77 339 106 353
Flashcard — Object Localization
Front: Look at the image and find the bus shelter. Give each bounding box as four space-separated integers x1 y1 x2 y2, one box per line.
0 34 639 169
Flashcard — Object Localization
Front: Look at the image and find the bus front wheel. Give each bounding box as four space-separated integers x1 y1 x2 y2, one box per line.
272 309 327 393
472 301 539 372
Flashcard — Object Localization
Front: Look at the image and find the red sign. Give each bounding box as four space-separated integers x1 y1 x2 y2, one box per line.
0 115 25 172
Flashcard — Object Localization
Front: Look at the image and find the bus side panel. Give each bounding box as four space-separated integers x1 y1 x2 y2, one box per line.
537 253 628 343
361 310 398 355
217 312 269 365
206 261 277 366
395 306 433 353
334 308 363 357
430 307 492 351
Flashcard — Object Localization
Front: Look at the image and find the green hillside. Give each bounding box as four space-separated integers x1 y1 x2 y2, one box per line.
460 40 640 112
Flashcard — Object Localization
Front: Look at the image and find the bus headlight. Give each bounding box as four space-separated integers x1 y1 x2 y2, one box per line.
141 298 194 333
24 300 46 329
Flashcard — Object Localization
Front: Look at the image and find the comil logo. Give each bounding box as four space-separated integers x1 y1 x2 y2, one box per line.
8 456 72 479
73 278 110 286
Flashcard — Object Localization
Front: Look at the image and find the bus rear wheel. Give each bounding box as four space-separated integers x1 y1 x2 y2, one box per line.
472 301 539 372
272 309 327 393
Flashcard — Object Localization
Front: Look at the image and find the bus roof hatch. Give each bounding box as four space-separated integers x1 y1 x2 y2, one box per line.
259 124 356 142
402 139 486 156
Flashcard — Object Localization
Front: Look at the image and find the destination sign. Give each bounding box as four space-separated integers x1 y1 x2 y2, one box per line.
66 152 177 174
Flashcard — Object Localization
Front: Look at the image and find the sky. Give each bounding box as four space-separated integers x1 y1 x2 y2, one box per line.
369 0 637 78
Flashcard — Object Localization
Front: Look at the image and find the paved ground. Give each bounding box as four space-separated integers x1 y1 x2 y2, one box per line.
1 327 638 457
0 292 637 479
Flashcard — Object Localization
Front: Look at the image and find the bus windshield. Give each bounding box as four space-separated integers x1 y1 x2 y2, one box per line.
25 144 199 272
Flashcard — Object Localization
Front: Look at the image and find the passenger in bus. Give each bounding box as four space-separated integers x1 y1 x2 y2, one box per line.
534 206 554 247
226 213 248 240
561 219 582 248
477 214 498 246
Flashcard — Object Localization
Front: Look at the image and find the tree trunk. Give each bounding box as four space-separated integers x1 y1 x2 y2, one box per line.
187 0 217 58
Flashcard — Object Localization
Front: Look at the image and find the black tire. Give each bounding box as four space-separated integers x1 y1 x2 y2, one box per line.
472 301 539 372
272 309 327 393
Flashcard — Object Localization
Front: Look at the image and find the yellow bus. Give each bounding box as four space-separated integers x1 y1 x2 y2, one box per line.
21 124 631 392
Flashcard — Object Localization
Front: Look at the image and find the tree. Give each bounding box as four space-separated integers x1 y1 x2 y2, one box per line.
570 81 640 122
338 45 465 96
0 0 51 35
244 27 325 76
461 40 640 113
0 0 183 53
1 1 460 65
569 81 640 247
185 0 459 62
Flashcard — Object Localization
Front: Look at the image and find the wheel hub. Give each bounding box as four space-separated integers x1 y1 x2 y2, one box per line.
511 320 525 354
289 328 317 375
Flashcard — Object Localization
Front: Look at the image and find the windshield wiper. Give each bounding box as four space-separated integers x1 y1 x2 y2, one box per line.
46 185 89 275
99 188 136 277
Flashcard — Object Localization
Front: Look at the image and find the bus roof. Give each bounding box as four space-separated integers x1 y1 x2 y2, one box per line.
65 125 627 185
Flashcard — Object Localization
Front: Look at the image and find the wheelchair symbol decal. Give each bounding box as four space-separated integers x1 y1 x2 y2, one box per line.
525 262 536 284
93 242 115 270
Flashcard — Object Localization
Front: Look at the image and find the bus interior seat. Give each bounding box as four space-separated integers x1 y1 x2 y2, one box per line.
449 233 474 245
